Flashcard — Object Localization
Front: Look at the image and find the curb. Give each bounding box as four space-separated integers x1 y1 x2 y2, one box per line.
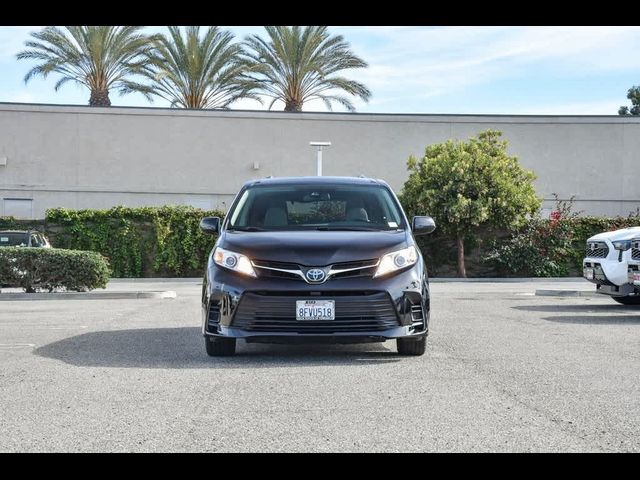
109 278 202 283
535 289 599 297
0 290 177 301
431 277 585 283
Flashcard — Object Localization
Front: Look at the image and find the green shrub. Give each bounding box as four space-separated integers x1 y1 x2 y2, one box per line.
401 129 541 277
0 247 110 292
45 205 222 277
484 199 640 277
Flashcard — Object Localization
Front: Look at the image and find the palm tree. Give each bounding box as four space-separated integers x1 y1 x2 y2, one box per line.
17 26 156 107
128 26 260 109
243 26 371 112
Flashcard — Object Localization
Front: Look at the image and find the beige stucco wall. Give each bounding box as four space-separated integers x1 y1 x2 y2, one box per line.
0 103 638 219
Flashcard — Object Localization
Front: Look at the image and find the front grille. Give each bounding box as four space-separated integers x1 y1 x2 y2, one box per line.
252 258 379 282
586 242 609 258
632 240 640 260
232 291 399 334
252 259 301 281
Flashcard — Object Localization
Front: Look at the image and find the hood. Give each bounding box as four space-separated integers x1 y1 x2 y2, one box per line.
218 230 409 266
588 226 640 243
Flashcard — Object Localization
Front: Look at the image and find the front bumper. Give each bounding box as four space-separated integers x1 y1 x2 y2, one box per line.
202 262 429 341
583 257 635 296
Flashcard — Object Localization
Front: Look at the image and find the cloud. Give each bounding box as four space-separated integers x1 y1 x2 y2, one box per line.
505 99 625 115
0 26 42 58
335 26 640 101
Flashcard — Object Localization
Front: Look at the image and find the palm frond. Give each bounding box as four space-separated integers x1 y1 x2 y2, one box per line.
126 26 258 109
17 26 154 105
242 26 371 111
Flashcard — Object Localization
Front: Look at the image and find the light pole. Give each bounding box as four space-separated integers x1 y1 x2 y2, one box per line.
309 141 331 176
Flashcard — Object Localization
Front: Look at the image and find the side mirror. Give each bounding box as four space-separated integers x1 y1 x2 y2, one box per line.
412 216 436 236
199 217 220 235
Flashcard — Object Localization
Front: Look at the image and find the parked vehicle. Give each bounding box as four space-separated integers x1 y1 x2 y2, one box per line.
199 176 436 356
0 231 51 248
583 227 640 304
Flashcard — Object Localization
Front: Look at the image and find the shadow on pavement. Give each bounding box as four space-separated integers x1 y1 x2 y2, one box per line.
541 315 640 325
513 304 639 313
33 327 402 369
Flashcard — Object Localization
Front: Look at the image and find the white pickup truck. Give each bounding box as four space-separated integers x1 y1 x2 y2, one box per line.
583 227 640 305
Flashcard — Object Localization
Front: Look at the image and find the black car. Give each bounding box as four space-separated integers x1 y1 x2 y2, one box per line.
199 176 436 356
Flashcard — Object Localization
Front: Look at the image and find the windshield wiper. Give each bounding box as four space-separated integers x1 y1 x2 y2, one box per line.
227 226 265 232
315 226 382 232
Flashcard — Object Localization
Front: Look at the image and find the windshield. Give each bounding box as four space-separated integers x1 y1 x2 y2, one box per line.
227 184 405 231
0 233 28 247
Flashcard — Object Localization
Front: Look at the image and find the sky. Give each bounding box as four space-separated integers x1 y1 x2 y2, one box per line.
1 26 640 115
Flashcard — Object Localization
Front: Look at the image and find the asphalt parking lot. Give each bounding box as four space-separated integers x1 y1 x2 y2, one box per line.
0 280 639 452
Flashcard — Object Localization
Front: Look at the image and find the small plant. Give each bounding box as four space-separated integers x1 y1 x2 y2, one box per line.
0 248 110 292
484 196 579 277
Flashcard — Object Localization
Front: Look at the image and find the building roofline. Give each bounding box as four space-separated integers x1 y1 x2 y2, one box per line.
0 101 639 124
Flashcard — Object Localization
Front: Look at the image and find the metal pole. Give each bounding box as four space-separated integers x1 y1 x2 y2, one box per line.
310 142 330 176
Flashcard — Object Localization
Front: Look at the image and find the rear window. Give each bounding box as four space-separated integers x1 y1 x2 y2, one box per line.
0 233 29 247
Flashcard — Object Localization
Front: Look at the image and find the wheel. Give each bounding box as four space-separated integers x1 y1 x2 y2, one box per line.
613 296 640 305
205 337 236 356
397 336 427 356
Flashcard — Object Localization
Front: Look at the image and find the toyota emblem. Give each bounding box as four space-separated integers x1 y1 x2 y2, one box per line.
306 268 326 283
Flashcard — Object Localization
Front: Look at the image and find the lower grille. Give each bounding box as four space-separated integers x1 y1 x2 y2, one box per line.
207 302 221 329
232 291 399 333
586 242 609 258
410 304 424 321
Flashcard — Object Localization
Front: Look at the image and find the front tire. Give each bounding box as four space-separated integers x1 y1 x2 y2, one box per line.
613 296 640 305
397 336 427 356
205 337 236 356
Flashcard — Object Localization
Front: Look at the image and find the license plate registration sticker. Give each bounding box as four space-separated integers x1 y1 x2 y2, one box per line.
296 300 335 321
584 268 594 280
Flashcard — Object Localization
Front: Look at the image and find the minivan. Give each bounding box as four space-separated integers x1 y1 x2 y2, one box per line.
200 176 436 356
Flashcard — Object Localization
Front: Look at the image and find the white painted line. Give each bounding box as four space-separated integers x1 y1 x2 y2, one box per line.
0 343 36 348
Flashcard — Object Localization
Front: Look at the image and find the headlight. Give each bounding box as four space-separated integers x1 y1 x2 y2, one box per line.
612 240 632 251
374 246 418 278
212 247 256 277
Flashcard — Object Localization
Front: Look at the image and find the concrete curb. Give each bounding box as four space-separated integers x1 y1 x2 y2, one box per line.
431 277 584 283
0 291 177 301
109 278 201 283
535 289 599 297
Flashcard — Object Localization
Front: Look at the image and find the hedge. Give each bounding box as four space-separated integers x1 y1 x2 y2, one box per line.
2 206 639 278
0 247 110 292
45 206 222 278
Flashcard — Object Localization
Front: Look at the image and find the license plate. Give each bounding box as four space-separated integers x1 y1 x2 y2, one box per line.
633 273 640 283
296 300 335 321
584 268 594 280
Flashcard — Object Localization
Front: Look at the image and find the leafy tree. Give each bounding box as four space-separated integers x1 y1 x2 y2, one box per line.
128 26 259 109
17 26 156 106
618 86 640 115
401 130 541 277
243 26 371 112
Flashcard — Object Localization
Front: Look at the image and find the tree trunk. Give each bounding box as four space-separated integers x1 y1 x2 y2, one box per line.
284 98 303 112
89 89 111 107
456 233 466 278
